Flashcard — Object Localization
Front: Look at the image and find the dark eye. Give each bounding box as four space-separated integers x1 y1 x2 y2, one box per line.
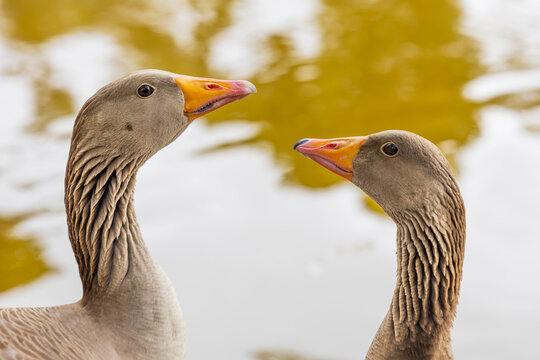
381 142 398 157
137 84 154 97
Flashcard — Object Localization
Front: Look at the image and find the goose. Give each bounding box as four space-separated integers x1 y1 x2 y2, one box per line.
294 131 466 360
0 69 256 360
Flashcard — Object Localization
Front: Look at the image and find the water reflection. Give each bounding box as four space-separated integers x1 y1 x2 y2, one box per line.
31 80 74 132
2 0 482 187
0 216 51 292
1 0 237 127
211 0 483 187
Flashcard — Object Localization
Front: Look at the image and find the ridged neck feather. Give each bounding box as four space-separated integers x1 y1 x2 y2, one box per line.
64 130 149 300
386 168 466 350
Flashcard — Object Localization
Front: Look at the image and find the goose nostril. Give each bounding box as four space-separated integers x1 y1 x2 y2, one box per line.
205 83 223 90
294 139 310 150
323 142 338 149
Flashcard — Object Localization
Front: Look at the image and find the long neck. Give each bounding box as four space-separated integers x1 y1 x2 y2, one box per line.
64 135 185 358
368 178 466 359
65 143 146 298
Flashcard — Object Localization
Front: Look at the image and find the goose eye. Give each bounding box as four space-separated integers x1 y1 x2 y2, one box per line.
137 84 154 97
381 142 398 157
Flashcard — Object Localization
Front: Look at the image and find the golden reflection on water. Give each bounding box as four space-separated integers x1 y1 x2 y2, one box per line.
2 0 482 186
31 80 74 132
0 217 51 293
212 0 483 187
1 0 481 310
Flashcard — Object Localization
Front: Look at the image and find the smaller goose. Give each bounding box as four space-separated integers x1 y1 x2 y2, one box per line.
294 131 466 360
0 70 256 360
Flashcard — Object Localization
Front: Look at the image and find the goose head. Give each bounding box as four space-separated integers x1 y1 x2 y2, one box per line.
72 69 256 160
294 130 456 216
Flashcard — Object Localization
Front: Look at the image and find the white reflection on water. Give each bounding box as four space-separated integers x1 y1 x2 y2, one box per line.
460 0 540 71
209 0 320 78
464 69 540 102
1 1 540 360
455 111 540 360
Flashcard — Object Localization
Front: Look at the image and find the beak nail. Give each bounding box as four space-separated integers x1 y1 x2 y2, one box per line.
294 138 310 150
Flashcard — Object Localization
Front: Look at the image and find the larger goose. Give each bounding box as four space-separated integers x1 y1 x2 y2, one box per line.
294 131 465 360
0 70 256 360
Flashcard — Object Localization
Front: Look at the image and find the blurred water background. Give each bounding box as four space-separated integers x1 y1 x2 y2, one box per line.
1 0 540 359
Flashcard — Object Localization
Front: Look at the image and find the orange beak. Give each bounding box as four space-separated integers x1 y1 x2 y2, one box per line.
294 136 367 180
174 75 257 121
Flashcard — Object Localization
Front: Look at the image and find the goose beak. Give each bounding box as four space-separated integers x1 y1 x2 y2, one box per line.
174 75 257 121
294 136 367 180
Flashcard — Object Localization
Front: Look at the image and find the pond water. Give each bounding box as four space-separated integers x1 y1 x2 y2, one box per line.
1 0 540 359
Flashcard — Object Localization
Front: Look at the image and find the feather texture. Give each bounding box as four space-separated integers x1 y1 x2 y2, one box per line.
366 157 466 360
